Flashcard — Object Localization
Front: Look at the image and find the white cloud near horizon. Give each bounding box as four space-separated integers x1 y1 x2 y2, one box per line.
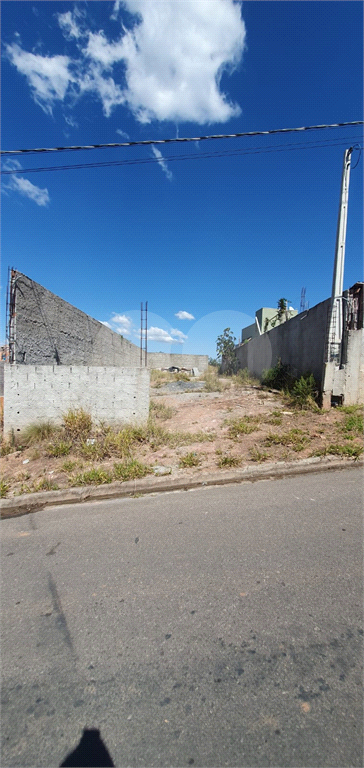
145 326 185 344
110 313 133 335
151 146 172 181
5 1 245 122
2 159 50 206
175 310 195 320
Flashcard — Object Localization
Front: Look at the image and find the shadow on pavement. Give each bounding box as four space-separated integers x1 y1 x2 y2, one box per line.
60 728 115 767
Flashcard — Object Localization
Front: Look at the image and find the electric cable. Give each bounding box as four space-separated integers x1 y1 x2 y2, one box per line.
1 133 362 176
0 121 363 156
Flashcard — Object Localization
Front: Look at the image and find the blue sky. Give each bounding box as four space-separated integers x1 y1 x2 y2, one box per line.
1 0 363 358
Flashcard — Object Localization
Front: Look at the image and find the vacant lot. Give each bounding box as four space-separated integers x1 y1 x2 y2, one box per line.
1 371 362 499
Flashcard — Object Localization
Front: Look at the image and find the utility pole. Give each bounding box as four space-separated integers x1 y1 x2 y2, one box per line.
140 302 148 366
321 147 353 407
328 147 353 362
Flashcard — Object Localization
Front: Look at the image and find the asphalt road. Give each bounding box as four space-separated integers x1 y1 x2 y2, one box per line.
1 467 363 768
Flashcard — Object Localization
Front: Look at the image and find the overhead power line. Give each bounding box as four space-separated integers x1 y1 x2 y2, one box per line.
0 121 363 156
1 134 362 176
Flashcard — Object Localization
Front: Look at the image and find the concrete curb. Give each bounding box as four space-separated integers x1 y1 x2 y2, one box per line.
1 456 362 518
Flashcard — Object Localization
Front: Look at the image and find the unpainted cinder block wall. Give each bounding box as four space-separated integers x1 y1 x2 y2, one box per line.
147 353 209 371
11 272 141 367
4 365 150 434
235 298 331 383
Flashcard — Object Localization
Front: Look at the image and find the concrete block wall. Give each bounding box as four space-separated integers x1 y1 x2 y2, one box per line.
147 353 209 372
4 365 150 434
11 272 140 367
331 329 364 405
235 298 331 383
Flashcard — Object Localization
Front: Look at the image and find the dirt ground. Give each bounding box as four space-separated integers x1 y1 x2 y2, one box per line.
1 380 362 499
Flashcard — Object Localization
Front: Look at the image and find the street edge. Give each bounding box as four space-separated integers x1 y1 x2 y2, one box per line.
1 456 363 518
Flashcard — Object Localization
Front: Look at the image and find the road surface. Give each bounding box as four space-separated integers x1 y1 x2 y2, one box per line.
1 467 363 767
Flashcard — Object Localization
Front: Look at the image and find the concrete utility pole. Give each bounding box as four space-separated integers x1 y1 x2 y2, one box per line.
321 147 354 407
328 147 353 361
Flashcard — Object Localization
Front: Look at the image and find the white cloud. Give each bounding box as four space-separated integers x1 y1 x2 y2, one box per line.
5 1 245 123
151 146 172 181
110 1 123 22
2 159 50 206
111 313 133 335
115 0 245 124
175 310 195 320
100 320 112 329
5 43 75 115
170 328 188 341
146 326 185 344
64 115 78 128
57 10 83 40
116 128 130 139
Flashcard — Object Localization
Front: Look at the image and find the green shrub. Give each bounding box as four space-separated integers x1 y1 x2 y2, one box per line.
288 374 318 410
261 361 294 391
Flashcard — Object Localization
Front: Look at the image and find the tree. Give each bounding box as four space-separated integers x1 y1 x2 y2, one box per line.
264 298 291 332
216 327 238 375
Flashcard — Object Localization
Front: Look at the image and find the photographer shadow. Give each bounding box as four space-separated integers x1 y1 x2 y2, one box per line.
60 727 114 767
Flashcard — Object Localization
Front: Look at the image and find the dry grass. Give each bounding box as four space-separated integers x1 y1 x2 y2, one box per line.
1 387 362 499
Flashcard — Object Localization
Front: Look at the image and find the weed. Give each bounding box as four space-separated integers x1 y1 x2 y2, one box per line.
0 480 10 497
47 441 71 457
22 421 59 445
33 478 59 492
337 404 362 415
150 370 176 388
113 459 152 481
217 454 242 468
287 374 319 410
264 428 308 449
63 408 92 440
250 447 269 462
175 372 190 382
313 443 363 459
264 413 282 426
62 460 77 473
72 467 113 486
227 417 260 438
79 440 108 460
16 484 33 496
262 361 295 391
232 368 260 387
0 440 14 457
28 448 41 460
149 400 175 420
179 452 201 468
200 368 230 393
340 412 363 435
